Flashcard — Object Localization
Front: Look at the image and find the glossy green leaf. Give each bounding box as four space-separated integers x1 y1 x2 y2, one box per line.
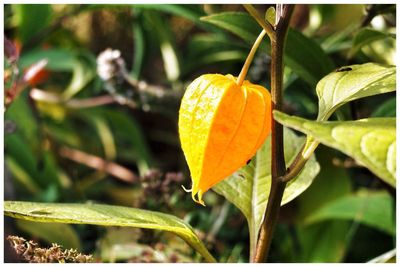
213 128 320 259
350 28 396 57
304 190 395 235
201 12 334 87
16 219 81 250
4 201 216 263
274 112 396 187
315 63 396 120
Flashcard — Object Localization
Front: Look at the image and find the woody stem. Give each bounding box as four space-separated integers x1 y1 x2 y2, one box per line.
253 4 294 263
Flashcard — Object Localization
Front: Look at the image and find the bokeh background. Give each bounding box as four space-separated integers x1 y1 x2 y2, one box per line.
4 4 396 263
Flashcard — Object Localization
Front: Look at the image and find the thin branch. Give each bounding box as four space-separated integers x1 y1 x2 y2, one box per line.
59 146 139 183
243 4 275 42
30 88 120 108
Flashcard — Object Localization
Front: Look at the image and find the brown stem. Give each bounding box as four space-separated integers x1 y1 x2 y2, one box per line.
253 4 294 263
59 146 139 183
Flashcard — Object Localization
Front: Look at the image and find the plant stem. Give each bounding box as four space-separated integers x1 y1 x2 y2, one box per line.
281 137 320 182
237 29 267 86
253 4 294 263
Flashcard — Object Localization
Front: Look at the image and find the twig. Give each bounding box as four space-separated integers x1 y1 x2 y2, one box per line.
30 88 118 108
59 146 138 183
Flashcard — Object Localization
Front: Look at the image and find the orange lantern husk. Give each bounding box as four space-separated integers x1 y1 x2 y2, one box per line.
178 74 272 205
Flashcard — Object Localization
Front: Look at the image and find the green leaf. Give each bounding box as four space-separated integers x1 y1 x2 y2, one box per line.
99 109 154 175
350 28 396 57
4 201 216 263
16 219 82 250
62 53 96 100
274 112 396 187
295 146 352 262
5 157 41 194
371 97 396 117
19 49 76 71
265 7 276 25
201 12 334 87
131 9 145 79
13 4 53 44
315 63 396 120
182 33 248 75
304 190 395 235
296 146 352 221
213 128 320 259
5 92 39 149
144 11 180 82
297 221 350 262
134 4 205 25
201 12 261 48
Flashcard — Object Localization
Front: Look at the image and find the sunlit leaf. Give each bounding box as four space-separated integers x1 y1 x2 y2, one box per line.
213 128 320 259
4 201 216 263
274 111 396 187
315 63 395 120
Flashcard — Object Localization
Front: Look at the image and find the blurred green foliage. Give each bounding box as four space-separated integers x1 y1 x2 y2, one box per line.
4 4 396 263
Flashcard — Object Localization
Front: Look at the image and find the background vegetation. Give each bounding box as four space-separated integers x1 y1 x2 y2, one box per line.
4 4 396 263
